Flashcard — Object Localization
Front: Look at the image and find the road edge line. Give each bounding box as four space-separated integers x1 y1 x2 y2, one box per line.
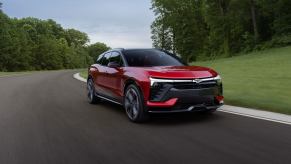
73 73 86 83
73 72 291 126
219 108 291 125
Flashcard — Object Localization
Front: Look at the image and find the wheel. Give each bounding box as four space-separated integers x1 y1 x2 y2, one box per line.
87 78 100 104
124 84 149 122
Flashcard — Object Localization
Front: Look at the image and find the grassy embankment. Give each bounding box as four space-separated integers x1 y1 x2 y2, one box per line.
192 46 291 114
0 72 32 77
79 70 87 79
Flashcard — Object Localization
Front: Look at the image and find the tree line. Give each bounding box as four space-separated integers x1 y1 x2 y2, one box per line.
0 2 110 71
151 0 291 62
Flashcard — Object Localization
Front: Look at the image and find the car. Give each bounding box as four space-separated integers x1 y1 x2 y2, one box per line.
87 48 224 122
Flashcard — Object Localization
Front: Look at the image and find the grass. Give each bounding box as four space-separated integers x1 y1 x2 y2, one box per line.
0 72 10 76
0 70 70 77
0 71 32 77
79 69 88 79
192 46 291 114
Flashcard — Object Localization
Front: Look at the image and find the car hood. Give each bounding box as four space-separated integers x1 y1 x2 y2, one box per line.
142 66 218 79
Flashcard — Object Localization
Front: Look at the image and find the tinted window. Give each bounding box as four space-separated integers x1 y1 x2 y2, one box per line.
123 49 184 67
109 52 123 66
96 54 104 64
101 52 111 66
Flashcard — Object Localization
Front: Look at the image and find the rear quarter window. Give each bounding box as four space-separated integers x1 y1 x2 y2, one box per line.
96 54 104 64
102 52 111 66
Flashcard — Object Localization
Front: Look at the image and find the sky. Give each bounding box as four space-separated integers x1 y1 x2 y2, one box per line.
2 0 155 48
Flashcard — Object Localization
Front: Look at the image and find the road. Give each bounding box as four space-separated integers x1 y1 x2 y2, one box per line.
0 70 291 164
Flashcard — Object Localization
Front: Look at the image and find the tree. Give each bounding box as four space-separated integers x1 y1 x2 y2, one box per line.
0 5 108 71
203 0 232 56
151 0 291 61
87 42 110 61
151 16 173 51
0 10 11 71
65 29 89 47
273 0 291 36
151 0 208 62
250 0 259 41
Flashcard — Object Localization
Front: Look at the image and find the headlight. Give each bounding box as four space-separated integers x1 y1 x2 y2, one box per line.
150 78 169 87
150 75 222 86
214 75 222 85
150 77 193 86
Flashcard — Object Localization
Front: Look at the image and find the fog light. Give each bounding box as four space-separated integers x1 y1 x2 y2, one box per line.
216 96 224 104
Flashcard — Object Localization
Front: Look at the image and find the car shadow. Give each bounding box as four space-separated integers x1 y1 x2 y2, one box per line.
91 99 223 126
147 112 222 126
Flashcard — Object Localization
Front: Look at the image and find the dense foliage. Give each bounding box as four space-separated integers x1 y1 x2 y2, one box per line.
87 42 110 62
0 3 109 71
151 0 291 62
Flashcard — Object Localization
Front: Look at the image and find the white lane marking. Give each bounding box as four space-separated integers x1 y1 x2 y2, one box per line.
219 105 291 125
73 73 86 83
219 109 291 126
73 73 291 126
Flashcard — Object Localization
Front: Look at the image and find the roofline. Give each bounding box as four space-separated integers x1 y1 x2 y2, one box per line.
111 48 125 51
107 48 176 53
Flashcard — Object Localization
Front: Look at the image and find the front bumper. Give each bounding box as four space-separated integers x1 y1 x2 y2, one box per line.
148 104 223 113
146 81 224 113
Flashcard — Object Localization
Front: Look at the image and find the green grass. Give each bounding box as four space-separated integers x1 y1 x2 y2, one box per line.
0 72 32 77
0 72 9 76
0 70 67 77
192 46 291 114
79 69 88 79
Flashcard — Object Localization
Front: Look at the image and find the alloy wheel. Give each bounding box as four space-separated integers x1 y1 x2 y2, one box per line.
87 80 94 101
124 88 139 120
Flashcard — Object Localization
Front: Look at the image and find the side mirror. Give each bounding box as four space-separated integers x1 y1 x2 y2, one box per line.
108 62 120 68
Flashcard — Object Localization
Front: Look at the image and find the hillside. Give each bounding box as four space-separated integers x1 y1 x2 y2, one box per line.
192 46 291 114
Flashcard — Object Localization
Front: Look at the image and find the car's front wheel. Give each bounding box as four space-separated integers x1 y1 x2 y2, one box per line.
87 79 100 104
124 84 149 122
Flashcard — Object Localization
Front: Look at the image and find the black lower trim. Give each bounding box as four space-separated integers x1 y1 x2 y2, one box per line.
148 104 223 113
148 86 223 113
94 92 123 105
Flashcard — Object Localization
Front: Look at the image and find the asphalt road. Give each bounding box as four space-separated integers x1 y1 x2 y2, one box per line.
0 70 291 164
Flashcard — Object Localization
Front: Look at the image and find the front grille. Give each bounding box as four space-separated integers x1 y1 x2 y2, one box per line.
149 80 218 101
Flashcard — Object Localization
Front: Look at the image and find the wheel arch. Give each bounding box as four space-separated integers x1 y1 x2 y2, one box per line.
123 78 139 96
87 74 93 81
123 78 149 122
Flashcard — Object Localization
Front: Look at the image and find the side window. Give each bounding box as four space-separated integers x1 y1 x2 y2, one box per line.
96 54 104 64
109 52 123 66
101 52 111 66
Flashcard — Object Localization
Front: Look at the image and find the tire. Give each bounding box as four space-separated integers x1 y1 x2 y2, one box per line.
124 84 149 123
87 78 100 104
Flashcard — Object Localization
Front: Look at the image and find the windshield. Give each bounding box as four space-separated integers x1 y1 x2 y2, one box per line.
123 49 185 67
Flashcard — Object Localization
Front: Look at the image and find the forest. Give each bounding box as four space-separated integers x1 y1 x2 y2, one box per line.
151 0 291 62
0 2 110 71
1 1 291 71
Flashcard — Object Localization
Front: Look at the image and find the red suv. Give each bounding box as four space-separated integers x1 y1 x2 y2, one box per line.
87 49 224 122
